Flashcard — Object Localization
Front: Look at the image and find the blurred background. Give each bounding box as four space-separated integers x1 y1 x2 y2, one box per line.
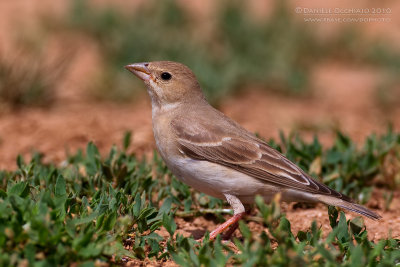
0 0 399 169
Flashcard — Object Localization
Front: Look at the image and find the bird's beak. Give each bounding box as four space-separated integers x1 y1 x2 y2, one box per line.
125 63 151 82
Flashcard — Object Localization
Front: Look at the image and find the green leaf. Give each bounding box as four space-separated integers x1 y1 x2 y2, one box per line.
278 217 292 234
78 243 102 258
134 246 146 260
162 213 177 236
85 142 100 175
16 154 25 168
297 231 307 242
349 217 364 236
55 175 67 197
123 131 132 150
7 182 29 197
23 243 36 264
328 206 339 229
158 197 172 216
65 219 76 238
132 193 142 217
101 212 117 231
239 220 251 240
349 245 364 267
0 189 6 198
71 212 100 226
336 212 350 244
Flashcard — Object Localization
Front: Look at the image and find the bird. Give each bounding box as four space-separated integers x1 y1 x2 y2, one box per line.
125 61 381 240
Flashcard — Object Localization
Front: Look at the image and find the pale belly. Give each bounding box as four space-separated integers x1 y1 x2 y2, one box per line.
163 156 281 204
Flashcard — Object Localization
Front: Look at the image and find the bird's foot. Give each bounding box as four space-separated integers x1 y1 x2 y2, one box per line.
203 212 245 242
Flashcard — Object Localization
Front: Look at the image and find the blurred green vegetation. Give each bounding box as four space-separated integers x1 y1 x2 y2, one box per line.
1 0 399 107
65 0 317 102
60 0 400 104
0 47 70 110
1 130 399 265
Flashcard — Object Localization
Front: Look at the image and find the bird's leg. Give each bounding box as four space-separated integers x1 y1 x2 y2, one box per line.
221 220 240 240
222 205 252 240
208 194 245 241
209 213 245 241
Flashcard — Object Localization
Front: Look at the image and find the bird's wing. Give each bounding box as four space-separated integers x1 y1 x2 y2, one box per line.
171 116 350 201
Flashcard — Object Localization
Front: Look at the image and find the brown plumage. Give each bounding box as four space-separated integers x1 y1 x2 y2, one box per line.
125 61 381 240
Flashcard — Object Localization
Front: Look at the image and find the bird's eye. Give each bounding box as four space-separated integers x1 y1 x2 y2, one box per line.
161 72 172 81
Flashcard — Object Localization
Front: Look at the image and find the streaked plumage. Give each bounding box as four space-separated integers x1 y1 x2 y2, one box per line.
125 61 381 239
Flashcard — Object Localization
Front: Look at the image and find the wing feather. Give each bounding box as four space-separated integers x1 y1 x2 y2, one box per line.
172 118 351 201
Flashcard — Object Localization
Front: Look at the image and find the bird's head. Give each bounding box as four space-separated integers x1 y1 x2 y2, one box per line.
125 61 204 107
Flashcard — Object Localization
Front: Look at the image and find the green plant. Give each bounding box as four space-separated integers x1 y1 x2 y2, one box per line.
1 130 399 265
62 0 320 102
0 47 71 110
60 0 400 104
168 197 400 266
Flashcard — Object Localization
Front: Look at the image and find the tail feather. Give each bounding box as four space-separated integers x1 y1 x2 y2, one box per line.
316 195 381 220
336 202 381 220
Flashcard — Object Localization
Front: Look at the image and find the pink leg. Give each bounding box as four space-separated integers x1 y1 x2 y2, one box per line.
208 212 245 241
222 221 240 240
222 208 251 240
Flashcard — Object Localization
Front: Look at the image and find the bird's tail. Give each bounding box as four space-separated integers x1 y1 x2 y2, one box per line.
316 195 381 220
